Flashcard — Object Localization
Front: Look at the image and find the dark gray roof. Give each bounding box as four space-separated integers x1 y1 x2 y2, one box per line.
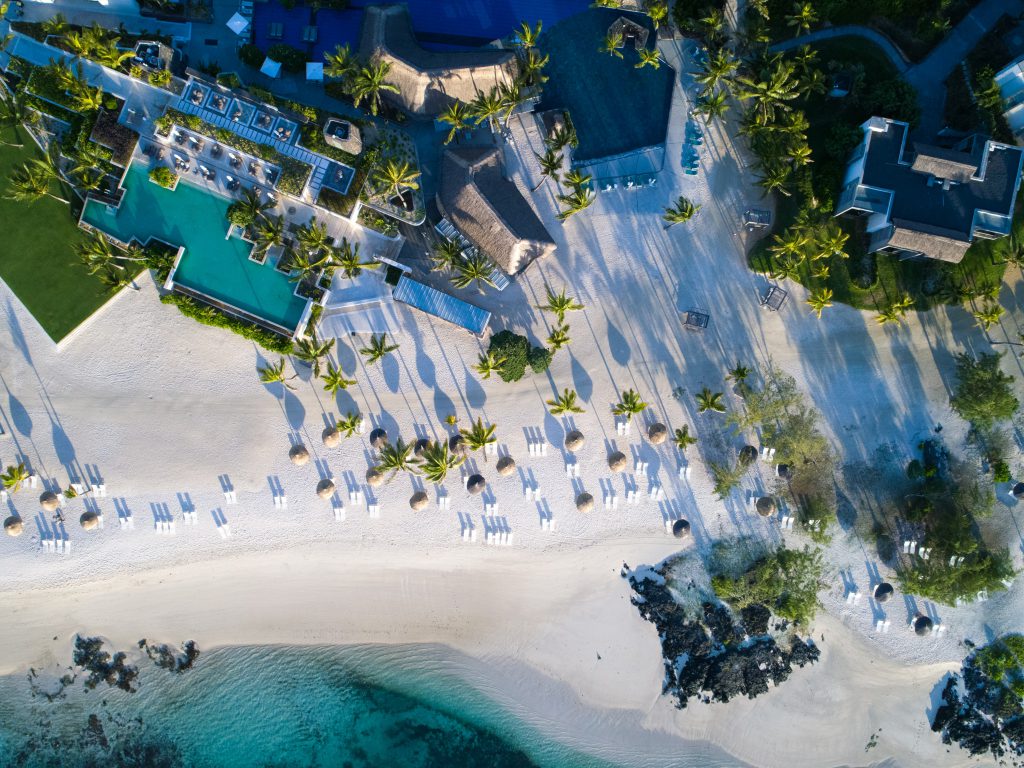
437 147 555 275
860 122 1023 248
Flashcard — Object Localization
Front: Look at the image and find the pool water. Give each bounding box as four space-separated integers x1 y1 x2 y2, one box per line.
82 162 308 333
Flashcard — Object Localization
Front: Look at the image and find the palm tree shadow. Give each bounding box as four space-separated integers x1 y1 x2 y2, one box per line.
283 391 306 431
464 366 486 409
570 353 593 402
382 354 400 393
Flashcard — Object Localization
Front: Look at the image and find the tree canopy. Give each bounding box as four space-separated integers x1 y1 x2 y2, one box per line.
950 353 1019 430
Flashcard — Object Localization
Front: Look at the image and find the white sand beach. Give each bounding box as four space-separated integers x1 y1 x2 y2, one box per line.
1 37 1022 768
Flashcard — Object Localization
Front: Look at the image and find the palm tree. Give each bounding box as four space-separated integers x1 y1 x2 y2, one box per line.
612 389 648 421
296 218 331 255
470 88 504 132
515 20 542 49
536 284 583 323
254 215 286 255
770 255 803 282
562 168 592 190
786 1 818 36
0 93 36 147
351 59 399 116
693 88 730 123
600 31 624 59
335 239 380 279
41 13 69 37
451 251 496 291
293 333 335 377
695 49 738 92
474 351 506 380
359 333 399 365
769 229 808 262
812 262 830 280
727 363 751 385
259 357 297 390
1 462 29 492
63 30 93 59
756 164 792 197
6 160 68 204
288 249 333 285
496 78 525 124
375 438 420 478
336 411 363 438
876 305 902 326
546 123 577 152
646 0 668 29
636 48 662 70
461 417 497 459
235 187 274 225
663 196 701 229
72 85 104 113
547 324 571 351
324 44 357 83
973 301 1005 331
438 100 472 145
75 231 144 274
322 363 357 394
555 187 594 222
96 42 134 70
420 440 464 485
788 142 813 168
817 224 849 260
673 425 698 453
806 287 833 318
519 49 550 87
695 387 725 414
373 158 420 198
431 238 463 273
547 388 585 415
533 148 563 191
734 60 801 125
698 7 726 44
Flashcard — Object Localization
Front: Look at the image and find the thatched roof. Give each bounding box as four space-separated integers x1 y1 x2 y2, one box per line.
358 4 519 115
608 16 649 50
316 478 336 499
322 426 341 448
608 451 627 472
886 221 971 264
910 144 978 183
647 423 667 445
39 491 60 512
370 428 389 450
366 467 384 487
467 474 486 494
438 147 555 275
564 430 585 452
80 511 99 530
289 444 310 466
410 490 429 510
576 492 594 512
90 105 139 168
914 615 934 636
874 583 894 603
672 518 691 538
755 497 776 517
496 455 516 476
414 438 431 457
4 516 23 537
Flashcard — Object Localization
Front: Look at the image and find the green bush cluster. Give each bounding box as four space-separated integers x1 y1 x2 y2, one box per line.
160 293 293 353
486 330 551 383
267 44 307 74
711 546 824 626
148 166 177 188
276 157 312 196
238 44 264 69
950 353 1019 431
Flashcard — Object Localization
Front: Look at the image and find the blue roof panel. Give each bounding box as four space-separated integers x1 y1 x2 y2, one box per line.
393 277 491 336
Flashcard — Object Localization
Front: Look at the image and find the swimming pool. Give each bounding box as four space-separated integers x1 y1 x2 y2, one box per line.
81 162 309 333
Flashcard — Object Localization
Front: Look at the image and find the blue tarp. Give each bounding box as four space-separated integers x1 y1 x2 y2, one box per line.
393 276 491 336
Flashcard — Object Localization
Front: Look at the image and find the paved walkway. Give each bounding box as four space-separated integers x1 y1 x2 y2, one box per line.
770 0 1024 139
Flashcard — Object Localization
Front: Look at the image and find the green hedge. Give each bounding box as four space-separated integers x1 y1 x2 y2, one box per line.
277 157 312 196
160 293 293 353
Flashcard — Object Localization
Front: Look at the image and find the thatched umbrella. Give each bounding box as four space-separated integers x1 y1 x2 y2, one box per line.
289 444 310 466
322 426 341 448
467 474 486 495
755 496 776 517
564 430 585 452
496 456 516 476
4 516 23 537
1013 482 1024 500
80 511 99 531
370 428 388 450
365 467 384 487
608 451 627 472
873 583 894 603
913 614 934 636
414 438 431 457
576 492 594 513
647 423 667 445
449 434 465 453
672 518 691 538
777 464 793 479
316 478 336 499
409 491 429 511
39 491 60 512
739 445 758 466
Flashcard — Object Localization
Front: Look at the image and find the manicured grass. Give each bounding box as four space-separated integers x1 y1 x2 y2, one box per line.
0 126 118 341
748 37 1007 313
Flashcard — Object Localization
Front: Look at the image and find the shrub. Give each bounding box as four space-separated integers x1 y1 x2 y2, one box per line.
992 460 1011 484
267 44 307 74
711 546 824 626
148 69 172 88
238 44 264 69
276 157 312 196
528 345 552 374
907 459 924 480
160 294 293 353
487 330 529 382
950 353 1019 430
226 202 255 228
149 166 177 188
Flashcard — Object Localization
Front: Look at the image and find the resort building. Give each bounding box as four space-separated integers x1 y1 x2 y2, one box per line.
837 117 1024 263
358 4 519 115
437 147 556 276
995 55 1024 142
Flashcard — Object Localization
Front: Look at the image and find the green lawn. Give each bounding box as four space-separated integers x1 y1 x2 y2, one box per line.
0 125 118 341
748 37 1007 313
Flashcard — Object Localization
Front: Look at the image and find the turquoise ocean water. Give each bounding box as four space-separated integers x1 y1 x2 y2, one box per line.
0 644 742 767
